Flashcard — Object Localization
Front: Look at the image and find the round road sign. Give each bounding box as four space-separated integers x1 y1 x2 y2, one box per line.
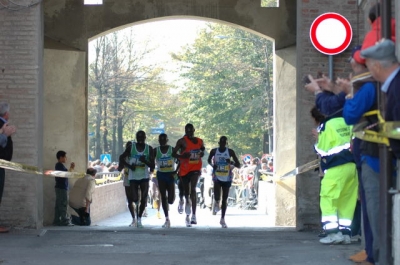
310 12 352 55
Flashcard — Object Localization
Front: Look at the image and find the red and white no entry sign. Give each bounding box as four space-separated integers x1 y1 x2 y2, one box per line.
310 13 352 55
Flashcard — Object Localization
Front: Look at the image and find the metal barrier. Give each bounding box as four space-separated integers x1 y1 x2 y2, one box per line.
94 171 123 185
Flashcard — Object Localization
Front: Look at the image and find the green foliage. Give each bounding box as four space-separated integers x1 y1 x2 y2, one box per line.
261 0 278 7
173 23 273 157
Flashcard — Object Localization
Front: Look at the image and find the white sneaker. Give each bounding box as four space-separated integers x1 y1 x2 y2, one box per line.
162 219 170 228
137 219 143 228
191 215 197 225
185 215 191 227
185 198 192 215
220 218 227 228
214 200 220 213
342 234 351 245
319 232 344 244
178 200 184 214
129 219 136 227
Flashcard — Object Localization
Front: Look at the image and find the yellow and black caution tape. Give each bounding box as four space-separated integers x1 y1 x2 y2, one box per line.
353 130 390 146
380 121 400 140
352 110 400 144
0 159 85 178
279 159 320 180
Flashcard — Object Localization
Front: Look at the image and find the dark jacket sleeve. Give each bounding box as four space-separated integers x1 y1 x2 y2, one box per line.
316 91 346 116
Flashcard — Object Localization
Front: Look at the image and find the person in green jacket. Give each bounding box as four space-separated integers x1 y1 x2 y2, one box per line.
315 112 358 245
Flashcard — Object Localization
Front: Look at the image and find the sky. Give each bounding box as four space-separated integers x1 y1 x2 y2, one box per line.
88 19 208 92
88 19 207 64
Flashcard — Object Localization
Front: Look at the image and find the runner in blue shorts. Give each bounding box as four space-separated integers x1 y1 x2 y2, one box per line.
153 133 178 228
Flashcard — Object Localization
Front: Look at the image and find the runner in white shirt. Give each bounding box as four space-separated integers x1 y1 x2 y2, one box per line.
207 136 241 228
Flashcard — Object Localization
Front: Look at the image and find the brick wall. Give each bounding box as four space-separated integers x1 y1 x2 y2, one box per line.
90 182 127 223
0 2 43 228
295 0 364 230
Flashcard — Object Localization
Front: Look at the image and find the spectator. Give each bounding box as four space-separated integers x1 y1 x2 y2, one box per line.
361 39 400 159
53 150 75 226
341 45 378 265
267 161 273 172
353 3 396 65
305 74 346 117
92 159 102 173
0 123 16 149
69 168 96 226
0 102 16 233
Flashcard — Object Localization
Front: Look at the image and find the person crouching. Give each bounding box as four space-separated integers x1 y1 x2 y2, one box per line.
69 168 96 226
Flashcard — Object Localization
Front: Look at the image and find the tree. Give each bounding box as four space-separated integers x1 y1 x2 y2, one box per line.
88 28 173 161
172 23 273 157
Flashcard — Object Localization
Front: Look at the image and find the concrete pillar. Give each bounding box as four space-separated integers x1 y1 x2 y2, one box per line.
274 46 297 226
43 40 87 225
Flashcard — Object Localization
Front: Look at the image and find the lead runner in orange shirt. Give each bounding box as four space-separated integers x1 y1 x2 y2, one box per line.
172 123 205 227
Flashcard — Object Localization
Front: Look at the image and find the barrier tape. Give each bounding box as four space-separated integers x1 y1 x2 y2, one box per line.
353 130 390 146
380 122 400 140
0 159 85 178
279 159 320 180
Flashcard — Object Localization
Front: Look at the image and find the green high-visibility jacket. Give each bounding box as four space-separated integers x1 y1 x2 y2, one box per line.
315 117 354 171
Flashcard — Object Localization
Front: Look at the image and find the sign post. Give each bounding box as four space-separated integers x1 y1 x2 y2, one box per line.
310 12 352 79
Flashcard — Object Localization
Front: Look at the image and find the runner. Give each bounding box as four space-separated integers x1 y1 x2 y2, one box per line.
207 136 241 228
153 133 178 228
118 141 137 227
172 124 205 227
126 131 154 228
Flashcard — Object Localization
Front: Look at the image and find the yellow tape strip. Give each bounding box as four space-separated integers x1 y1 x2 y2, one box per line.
279 159 320 180
0 159 85 178
353 130 390 145
380 122 400 140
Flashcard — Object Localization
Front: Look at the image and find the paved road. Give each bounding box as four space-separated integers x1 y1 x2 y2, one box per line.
94 201 274 228
0 205 361 265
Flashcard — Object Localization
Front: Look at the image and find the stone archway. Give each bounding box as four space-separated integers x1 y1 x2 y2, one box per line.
0 0 298 229
42 0 297 228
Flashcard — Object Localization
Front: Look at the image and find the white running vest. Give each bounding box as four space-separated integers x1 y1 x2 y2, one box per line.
214 148 232 182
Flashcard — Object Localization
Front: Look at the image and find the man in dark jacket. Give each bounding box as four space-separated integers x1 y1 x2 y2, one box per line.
340 47 379 265
0 101 17 233
361 39 400 159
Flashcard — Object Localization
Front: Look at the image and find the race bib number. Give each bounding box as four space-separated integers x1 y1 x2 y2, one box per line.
216 164 229 177
189 149 201 164
159 158 173 172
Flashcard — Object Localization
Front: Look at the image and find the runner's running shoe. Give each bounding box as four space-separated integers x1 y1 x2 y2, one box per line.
191 215 197 225
185 215 191 227
162 219 171 228
129 219 136 227
178 200 184 214
137 219 143 228
220 218 228 228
